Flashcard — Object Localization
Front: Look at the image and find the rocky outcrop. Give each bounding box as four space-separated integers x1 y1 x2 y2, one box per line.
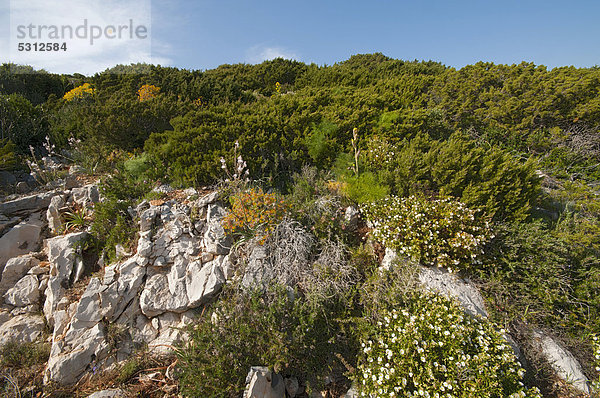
0 313 45 346
0 190 56 216
0 212 44 271
39 191 234 385
43 231 88 328
531 330 591 394
4 274 40 307
244 366 286 398
71 184 100 208
0 255 40 298
46 194 66 234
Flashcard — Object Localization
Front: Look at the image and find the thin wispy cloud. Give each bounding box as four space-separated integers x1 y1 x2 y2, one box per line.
246 45 299 64
6 0 170 75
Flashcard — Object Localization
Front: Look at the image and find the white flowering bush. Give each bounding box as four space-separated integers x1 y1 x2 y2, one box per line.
361 195 491 272
356 292 541 398
593 335 600 394
364 135 396 169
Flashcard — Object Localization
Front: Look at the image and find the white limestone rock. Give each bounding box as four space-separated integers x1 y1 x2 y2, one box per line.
140 273 188 317
46 194 66 234
418 265 488 318
0 190 56 216
4 274 40 307
244 366 286 398
43 231 88 327
0 313 45 346
186 258 226 307
71 184 100 208
0 255 39 298
87 389 126 398
45 323 109 385
531 330 590 394
0 212 44 271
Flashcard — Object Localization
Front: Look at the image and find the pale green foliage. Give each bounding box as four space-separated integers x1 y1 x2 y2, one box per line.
356 292 542 398
361 195 491 272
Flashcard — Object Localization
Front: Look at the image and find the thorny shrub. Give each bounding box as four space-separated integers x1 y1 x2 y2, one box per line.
361 195 491 272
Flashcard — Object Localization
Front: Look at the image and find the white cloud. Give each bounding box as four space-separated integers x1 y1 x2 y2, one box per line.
246 45 299 64
5 0 171 75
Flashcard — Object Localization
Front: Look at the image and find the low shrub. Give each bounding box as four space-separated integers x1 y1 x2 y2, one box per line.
89 198 135 264
356 291 541 398
0 139 18 171
287 167 349 241
223 187 289 242
343 172 389 205
0 340 51 369
176 287 355 397
361 195 491 272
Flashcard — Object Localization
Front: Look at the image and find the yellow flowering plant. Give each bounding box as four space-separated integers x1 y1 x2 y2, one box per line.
63 83 95 101
137 84 161 101
222 187 289 243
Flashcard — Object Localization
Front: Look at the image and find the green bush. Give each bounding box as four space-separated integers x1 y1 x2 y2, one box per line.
477 220 595 336
366 133 541 222
0 340 51 369
123 152 153 181
0 94 46 153
89 198 135 264
305 119 340 169
176 287 356 397
0 139 17 171
287 166 350 242
356 291 541 398
343 172 389 205
362 195 491 272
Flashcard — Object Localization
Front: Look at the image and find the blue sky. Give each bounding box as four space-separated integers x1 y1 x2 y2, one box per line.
2 0 600 74
150 0 600 71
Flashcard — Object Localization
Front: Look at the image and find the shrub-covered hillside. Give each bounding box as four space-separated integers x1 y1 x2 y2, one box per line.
1 54 599 397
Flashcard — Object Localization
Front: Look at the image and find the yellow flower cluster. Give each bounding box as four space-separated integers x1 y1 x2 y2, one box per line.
223 187 289 243
137 84 161 101
63 83 95 102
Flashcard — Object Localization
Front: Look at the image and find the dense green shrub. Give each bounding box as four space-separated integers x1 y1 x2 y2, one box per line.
477 220 597 335
305 119 340 169
362 195 491 272
367 134 541 222
0 139 17 171
89 198 135 264
0 93 46 152
177 287 356 397
356 292 541 398
343 172 389 205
